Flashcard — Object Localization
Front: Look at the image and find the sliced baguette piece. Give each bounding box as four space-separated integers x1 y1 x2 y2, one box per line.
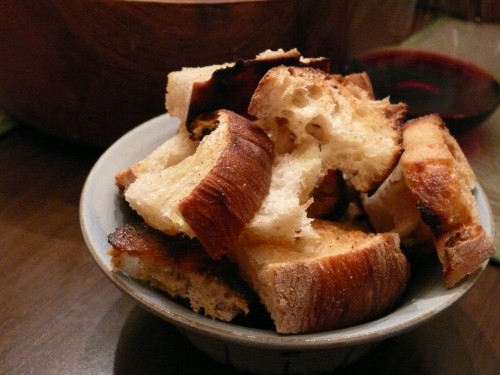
400 115 495 287
232 220 410 334
108 223 250 321
124 109 274 259
248 66 406 194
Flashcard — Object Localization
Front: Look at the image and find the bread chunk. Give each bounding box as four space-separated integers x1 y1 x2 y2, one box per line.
108 223 250 321
124 109 274 259
248 66 406 194
363 114 494 286
233 220 410 334
401 115 494 287
166 62 233 126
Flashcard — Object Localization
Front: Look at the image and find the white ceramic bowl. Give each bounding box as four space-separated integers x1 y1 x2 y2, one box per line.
80 114 494 375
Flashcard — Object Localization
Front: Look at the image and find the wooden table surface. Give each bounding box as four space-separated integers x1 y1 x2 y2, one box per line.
0 114 499 375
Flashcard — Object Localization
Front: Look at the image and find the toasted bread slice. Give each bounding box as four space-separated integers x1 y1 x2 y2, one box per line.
242 67 405 243
363 114 494 286
108 223 250 321
248 66 406 194
400 115 494 287
124 109 274 259
401 115 478 228
233 220 410 334
433 224 495 287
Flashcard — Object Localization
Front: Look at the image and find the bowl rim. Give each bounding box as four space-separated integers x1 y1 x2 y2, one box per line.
80 113 494 350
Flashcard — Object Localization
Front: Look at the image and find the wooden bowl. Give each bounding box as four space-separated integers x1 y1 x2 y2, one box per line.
0 1 304 147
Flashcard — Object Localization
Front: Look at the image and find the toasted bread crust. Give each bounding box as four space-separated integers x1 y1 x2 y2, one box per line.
233 220 410 333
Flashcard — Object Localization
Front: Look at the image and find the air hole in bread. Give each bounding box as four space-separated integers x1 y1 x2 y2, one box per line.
290 85 323 109
351 151 364 163
307 84 323 100
291 90 310 108
306 122 324 142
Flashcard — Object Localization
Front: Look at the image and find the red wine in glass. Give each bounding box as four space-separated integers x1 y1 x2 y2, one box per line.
343 48 500 134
